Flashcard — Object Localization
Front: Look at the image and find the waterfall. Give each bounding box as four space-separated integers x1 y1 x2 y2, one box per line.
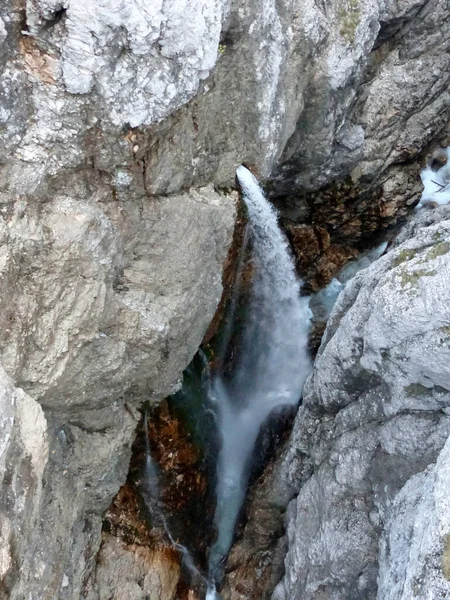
207 166 312 589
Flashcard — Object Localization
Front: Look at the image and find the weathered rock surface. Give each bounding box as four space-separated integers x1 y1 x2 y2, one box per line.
286 222 359 292
0 184 236 600
2 0 446 201
87 534 181 600
222 205 450 600
0 186 236 413
85 483 184 600
377 434 450 600
271 0 450 195
0 365 48 594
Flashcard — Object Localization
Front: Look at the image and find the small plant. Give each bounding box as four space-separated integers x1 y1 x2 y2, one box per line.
218 43 226 56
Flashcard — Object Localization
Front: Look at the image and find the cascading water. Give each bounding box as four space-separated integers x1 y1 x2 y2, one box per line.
310 241 388 322
206 166 312 594
140 166 311 600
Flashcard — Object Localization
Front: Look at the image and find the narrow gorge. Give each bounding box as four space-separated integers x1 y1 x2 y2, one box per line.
0 1 449 600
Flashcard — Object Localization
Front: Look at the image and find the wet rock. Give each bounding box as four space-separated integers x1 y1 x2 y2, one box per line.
203 194 248 345
88 484 183 600
145 400 213 564
280 162 424 293
307 321 327 357
429 149 449 172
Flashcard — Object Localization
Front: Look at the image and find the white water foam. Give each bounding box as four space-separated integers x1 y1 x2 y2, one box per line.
418 147 450 207
207 166 312 585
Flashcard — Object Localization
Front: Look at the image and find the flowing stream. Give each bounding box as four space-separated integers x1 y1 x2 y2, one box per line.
206 166 311 594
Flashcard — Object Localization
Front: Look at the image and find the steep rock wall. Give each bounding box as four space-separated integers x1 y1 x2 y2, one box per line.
0 184 236 600
223 205 450 600
0 5 239 598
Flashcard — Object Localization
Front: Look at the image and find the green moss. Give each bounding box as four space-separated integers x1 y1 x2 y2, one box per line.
399 268 437 288
427 242 450 261
392 248 419 267
442 325 450 337
167 348 217 451
216 186 234 195
404 383 431 397
442 534 450 580
339 0 360 43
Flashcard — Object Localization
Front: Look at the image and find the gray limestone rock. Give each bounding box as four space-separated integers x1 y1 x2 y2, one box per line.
1 0 448 203
377 435 450 600
0 187 236 414
0 186 236 600
270 208 450 600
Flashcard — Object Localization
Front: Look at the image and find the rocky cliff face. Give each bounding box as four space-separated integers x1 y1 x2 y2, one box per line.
274 205 450 600
0 178 236 600
0 0 449 598
223 205 450 600
5 0 444 199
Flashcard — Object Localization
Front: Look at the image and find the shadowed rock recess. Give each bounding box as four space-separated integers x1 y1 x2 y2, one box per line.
0 0 449 599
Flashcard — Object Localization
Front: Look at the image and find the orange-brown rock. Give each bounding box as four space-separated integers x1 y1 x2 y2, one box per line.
203 194 247 344
104 483 162 547
287 224 358 292
89 482 184 600
146 401 206 500
277 163 424 293
92 445 207 600
286 224 330 273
